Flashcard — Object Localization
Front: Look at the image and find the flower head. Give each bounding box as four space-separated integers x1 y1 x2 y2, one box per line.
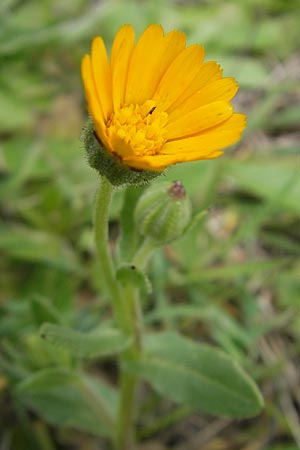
81 25 246 173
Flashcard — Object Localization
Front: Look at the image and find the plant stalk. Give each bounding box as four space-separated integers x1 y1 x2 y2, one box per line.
94 176 144 450
133 236 157 269
94 177 124 328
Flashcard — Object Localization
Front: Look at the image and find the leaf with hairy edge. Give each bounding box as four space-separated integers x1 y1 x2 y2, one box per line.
40 323 132 358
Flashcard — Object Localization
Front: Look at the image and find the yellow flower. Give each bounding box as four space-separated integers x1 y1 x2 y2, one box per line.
81 24 246 172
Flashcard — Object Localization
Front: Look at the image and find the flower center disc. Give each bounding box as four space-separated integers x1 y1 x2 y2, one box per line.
106 100 168 158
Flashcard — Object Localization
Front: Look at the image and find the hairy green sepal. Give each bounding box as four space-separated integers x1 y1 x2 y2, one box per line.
81 118 161 186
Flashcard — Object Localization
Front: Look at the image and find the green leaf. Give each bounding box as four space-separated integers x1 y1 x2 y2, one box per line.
185 209 207 233
226 158 300 215
125 332 264 418
23 333 70 368
40 323 132 358
16 369 117 437
31 295 62 327
0 224 82 272
16 368 78 392
146 304 252 344
171 259 284 285
116 264 152 294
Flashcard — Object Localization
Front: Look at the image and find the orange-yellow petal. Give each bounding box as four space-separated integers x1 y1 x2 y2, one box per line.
91 36 113 122
125 25 164 105
110 25 135 110
158 29 187 73
163 113 246 155
169 77 238 122
124 26 187 106
153 44 205 111
167 101 234 140
123 150 223 171
130 28 187 104
81 54 107 145
168 61 223 113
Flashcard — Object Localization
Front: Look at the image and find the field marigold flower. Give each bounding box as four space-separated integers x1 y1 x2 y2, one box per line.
81 24 246 173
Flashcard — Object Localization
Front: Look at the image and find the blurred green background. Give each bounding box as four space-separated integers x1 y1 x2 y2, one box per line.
1 0 300 449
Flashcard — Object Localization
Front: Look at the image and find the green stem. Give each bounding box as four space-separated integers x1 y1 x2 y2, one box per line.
117 306 138 450
115 280 141 450
133 236 157 269
94 176 142 450
115 237 157 449
94 176 124 329
116 370 138 449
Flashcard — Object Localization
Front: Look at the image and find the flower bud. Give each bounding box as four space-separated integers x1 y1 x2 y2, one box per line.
134 181 192 244
81 118 161 186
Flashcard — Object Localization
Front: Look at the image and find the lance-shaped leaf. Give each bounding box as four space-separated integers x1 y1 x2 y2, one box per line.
124 332 264 418
16 369 117 437
16 367 79 392
31 295 62 326
40 323 132 358
0 224 82 272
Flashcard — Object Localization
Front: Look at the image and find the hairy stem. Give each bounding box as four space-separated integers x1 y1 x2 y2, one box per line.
94 177 124 328
94 176 143 450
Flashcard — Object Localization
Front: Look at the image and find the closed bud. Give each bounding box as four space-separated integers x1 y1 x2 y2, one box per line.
134 181 192 244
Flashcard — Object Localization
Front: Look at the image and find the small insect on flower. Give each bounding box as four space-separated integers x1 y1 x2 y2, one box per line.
147 106 156 116
81 25 246 172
